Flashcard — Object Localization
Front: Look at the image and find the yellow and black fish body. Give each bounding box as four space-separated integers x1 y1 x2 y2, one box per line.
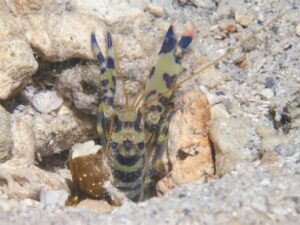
107 110 146 202
70 24 194 203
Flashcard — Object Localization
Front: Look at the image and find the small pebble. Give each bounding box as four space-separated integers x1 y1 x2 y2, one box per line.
296 25 300 36
39 189 69 208
32 91 63 114
233 54 251 69
144 4 165 17
235 10 255 27
265 77 275 88
219 19 237 33
242 38 257 52
233 54 246 65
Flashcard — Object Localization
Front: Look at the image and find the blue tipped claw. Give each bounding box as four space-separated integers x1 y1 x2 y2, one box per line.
159 25 177 54
178 36 193 49
91 32 105 64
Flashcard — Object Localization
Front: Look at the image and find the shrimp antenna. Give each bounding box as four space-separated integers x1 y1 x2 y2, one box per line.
142 9 288 108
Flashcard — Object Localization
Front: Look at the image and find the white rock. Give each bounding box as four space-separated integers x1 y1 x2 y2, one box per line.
32 91 63 113
40 189 69 208
33 104 96 156
144 4 165 17
209 118 261 176
235 9 256 27
10 112 35 164
0 39 38 99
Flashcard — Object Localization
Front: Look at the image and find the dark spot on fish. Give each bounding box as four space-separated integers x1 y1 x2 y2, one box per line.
107 57 115 69
149 105 156 111
114 116 122 131
106 97 114 105
159 95 169 105
123 139 133 151
112 167 143 182
112 76 116 87
163 73 176 88
100 68 106 74
179 36 193 49
102 88 108 94
159 26 176 54
145 90 157 100
117 183 142 192
110 87 116 94
134 111 142 131
144 122 157 132
156 104 163 112
101 79 109 87
111 142 118 149
137 142 144 150
149 66 155 79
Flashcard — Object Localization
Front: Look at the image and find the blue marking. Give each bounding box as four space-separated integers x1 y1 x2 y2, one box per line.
91 32 105 64
159 25 176 54
106 57 115 69
179 36 193 49
165 25 175 41
107 32 112 49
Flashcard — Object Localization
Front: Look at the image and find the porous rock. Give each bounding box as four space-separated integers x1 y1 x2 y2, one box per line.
33 104 97 156
0 37 38 100
24 12 106 61
56 64 100 115
0 105 12 162
4 0 43 15
209 117 261 176
69 0 145 26
273 143 297 157
0 163 66 200
0 4 38 99
10 111 35 164
157 91 214 194
0 112 66 200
